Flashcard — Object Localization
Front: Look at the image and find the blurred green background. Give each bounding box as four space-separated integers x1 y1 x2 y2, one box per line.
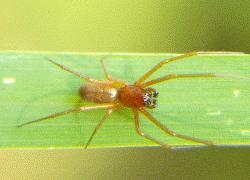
0 0 249 179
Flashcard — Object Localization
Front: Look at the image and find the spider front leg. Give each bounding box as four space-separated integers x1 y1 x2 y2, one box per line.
133 109 172 149
139 108 214 146
141 73 219 87
135 51 244 86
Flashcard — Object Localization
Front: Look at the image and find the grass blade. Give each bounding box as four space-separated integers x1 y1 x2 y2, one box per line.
0 52 249 149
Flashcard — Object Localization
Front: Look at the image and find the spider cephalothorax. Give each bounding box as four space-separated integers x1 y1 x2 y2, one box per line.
143 88 159 109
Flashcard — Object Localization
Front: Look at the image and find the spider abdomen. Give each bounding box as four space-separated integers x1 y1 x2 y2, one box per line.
79 83 118 103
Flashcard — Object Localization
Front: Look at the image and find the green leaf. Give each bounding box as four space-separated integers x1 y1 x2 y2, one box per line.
0 51 249 149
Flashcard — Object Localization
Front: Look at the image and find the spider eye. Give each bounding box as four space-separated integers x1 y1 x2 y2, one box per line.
147 99 157 109
145 88 159 98
143 94 157 109
145 99 151 106
143 93 150 102
153 91 159 98
143 88 159 109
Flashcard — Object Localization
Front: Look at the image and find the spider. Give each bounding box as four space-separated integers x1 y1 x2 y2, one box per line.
18 52 239 149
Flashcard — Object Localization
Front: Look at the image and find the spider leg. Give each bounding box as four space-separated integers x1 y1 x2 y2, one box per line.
99 55 127 87
17 103 116 127
85 108 114 148
135 51 244 85
133 109 171 149
139 108 214 146
100 54 113 80
47 57 101 83
141 73 218 87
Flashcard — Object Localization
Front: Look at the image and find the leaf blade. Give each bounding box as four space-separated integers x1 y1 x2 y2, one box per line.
0 52 249 149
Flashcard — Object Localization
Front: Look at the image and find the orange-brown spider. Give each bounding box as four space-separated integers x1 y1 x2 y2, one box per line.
18 52 241 149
